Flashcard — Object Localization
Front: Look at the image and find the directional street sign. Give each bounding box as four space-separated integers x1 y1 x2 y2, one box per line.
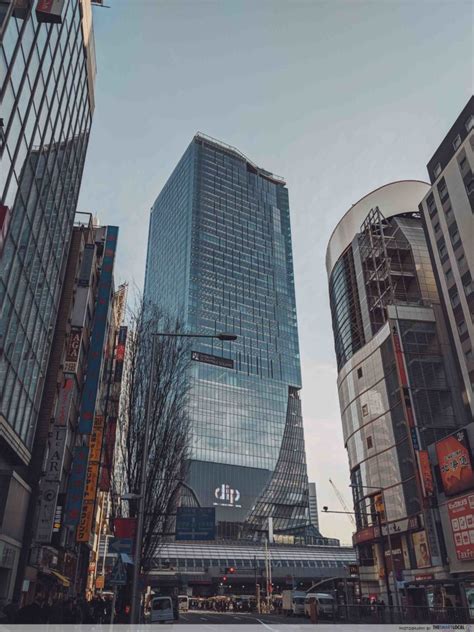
109 537 134 555
109 555 127 585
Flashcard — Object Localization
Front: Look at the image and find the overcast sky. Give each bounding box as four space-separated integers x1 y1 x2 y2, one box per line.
78 0 473 544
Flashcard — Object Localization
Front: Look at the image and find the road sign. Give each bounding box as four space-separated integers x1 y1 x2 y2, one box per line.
109 555 127 585
176 507 215 541
109 537 134 555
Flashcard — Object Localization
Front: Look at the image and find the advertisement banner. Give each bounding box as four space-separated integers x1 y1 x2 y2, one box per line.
436 429 474 496
412 530 431 569
64 446 89 526
417 450 434 497
64 327 82 374
447 492 474 561
76 502 94 543
78 226 118 434
36 481 61 543
89 415 104 462
82 462 100 503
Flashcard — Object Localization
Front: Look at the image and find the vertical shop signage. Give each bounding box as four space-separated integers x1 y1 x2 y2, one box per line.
77 415 104 542
64 327 82 373
56 377 75 425
35 426 69 543
417 450 434 497
78 226 118 434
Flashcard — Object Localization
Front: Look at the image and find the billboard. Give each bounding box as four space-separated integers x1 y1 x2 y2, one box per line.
447 492 474 561
412 530 431 569
436 429 474 496
187 460 271 523
99 418 117 491
78 226 118 434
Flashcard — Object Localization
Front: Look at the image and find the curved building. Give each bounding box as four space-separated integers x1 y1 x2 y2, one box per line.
145 134 334 544
326 181 471 600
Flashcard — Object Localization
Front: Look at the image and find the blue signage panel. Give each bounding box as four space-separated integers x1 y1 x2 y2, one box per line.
176 507 216 541
64 446 89 526
78 226 119 433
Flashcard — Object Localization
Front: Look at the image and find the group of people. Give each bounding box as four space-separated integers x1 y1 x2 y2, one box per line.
2 592 112 624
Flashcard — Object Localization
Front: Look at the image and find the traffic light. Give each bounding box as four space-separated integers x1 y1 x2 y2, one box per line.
225 566 236 574
222 576 227 582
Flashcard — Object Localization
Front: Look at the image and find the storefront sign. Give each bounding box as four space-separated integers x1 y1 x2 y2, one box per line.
36 481 61 543
64 327 82 373
353 526 375 545
76 501 94 543
114 517 137 539
191 351 234 369
412 530 431 569
78 226 118 434
418 450 434 497
88 415 104 462
447 492 474 561
436 429 474 497
381 515 419 536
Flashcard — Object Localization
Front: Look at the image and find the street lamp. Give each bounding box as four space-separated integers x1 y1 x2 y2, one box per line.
130 331 237 624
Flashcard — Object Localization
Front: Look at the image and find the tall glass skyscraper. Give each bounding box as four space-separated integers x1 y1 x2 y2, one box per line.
145 134 324 541
0 1 96 600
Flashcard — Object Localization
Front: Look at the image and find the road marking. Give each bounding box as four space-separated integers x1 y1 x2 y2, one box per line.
200 616 208 620
256 618 278 631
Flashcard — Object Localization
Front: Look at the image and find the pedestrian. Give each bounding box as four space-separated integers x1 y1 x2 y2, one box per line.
2 601 19 624
15 591 47 624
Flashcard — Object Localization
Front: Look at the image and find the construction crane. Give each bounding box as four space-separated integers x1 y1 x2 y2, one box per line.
329 478 356 527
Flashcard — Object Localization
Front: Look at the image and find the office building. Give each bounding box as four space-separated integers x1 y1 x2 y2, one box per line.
326 181 470 604
145 133 330 543
0 1 96 602
419 96 474 417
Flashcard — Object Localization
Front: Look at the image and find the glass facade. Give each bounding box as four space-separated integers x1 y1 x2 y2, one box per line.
0 1 95 455
145 134 312 537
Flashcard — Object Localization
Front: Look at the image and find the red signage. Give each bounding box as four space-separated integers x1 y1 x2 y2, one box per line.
99 418 117 492
418 450 434 497
436 429 474 496
114 517 137 539
353 526 375 545
447 492 474 561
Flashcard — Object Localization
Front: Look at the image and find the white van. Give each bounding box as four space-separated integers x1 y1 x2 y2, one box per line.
304 592 336 618
150 596 175 623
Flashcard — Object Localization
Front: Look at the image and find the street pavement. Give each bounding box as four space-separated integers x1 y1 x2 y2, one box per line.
178 610 313 625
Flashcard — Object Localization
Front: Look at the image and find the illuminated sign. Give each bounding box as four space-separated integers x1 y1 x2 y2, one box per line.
214 483 241 508
436 429 474 497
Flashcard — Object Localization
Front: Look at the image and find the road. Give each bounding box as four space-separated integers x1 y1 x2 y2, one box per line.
178 610 312 626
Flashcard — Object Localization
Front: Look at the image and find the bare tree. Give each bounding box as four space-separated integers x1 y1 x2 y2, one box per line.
113 295 191 565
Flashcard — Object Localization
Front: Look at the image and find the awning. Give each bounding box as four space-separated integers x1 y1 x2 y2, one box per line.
49 570 71 587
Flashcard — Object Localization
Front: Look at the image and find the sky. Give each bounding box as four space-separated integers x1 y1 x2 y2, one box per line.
78 0 474 544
